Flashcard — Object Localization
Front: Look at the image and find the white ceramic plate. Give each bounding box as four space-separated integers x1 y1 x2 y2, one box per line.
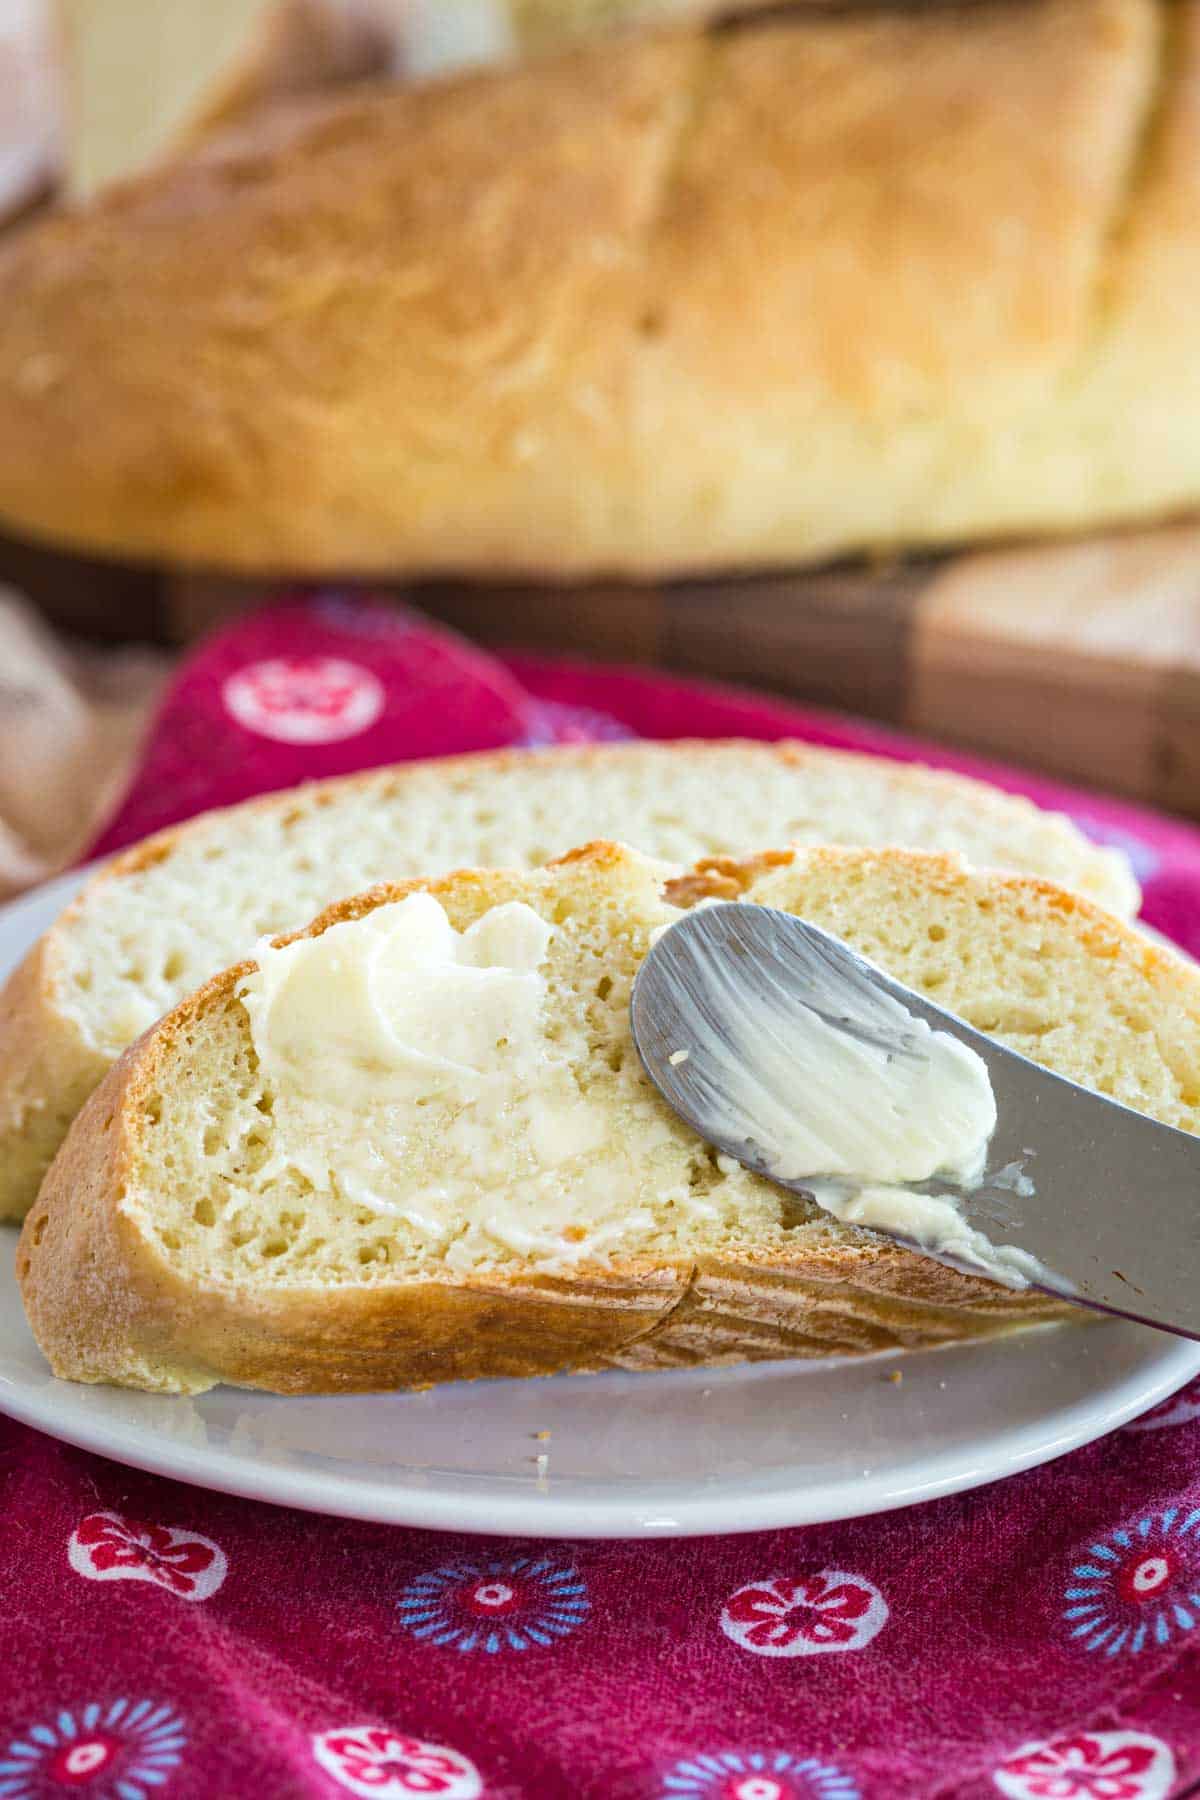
1 870 1197 1538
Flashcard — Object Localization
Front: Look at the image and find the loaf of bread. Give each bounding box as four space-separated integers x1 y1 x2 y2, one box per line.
25 838 1200 1396
0 740 1136 1225
56 0 787 201
0 0 1195 575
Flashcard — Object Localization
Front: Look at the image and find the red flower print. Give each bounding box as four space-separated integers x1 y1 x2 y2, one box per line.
312 1727 481 1799
1116 1551 1174 1606
720 1570 888 1659
1125 1376 1200 1434
222 657 384 744
68 1512 227 1602
48 1733 121 1785
994 1730 1176 1800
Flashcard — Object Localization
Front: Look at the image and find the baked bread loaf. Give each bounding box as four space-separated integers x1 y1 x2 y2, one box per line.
0 740 1136 1224
0 0 1195 575
24 839 1199 1396
57 0 803 203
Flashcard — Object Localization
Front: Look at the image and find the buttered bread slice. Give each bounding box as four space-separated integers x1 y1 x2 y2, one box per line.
0 741 1135 1225
22 841 1194 1397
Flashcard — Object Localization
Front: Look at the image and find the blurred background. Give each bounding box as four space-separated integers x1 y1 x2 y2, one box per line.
2 0 1199 888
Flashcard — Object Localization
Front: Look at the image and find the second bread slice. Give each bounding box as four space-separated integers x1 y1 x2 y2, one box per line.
23 842 1199 1396
0 739 1136 1227
28 835 1200 1396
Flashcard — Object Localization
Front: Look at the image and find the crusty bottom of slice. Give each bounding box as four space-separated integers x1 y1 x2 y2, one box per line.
25 840 1199 1397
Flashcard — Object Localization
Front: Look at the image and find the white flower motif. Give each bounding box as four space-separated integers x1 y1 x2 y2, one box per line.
993 1728 1176 1800
312 1726 481 1798
222 657 384 744
68 1511 227 1601
720 1571 888 1659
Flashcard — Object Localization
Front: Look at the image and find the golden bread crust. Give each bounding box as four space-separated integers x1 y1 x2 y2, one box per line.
0 739 1136 1224
0 0 1197 573
0 928 110 1225
18 844 1081 1395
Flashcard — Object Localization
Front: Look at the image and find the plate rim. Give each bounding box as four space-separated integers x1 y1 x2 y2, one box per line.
3 1294 1198 1536
2 867 1198 1538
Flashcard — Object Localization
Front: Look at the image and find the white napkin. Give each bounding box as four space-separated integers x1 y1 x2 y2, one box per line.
0 592 170 899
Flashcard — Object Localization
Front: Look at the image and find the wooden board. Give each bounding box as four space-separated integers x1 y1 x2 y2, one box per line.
151 519 1200 817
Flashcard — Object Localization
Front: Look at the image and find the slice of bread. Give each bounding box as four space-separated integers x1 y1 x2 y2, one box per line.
23 840 1198 1397
0 741 1136 1224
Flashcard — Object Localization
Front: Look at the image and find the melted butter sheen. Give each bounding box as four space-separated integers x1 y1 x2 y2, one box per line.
235 895 703 1268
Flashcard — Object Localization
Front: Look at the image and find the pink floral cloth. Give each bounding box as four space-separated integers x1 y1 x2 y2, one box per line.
6 594 1200 1800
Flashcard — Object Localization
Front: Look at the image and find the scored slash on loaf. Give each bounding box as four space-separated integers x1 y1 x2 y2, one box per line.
0 0 1196 574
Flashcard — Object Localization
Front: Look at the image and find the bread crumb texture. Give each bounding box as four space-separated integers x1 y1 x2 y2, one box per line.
60 744 1137 1061
0 742 1136 1228
18 843 1196 1394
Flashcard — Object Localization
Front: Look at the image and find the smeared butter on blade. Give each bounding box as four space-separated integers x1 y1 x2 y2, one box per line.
649 910 1047 1288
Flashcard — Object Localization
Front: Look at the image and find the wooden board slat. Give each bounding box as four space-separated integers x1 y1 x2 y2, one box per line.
6 519 1200 816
